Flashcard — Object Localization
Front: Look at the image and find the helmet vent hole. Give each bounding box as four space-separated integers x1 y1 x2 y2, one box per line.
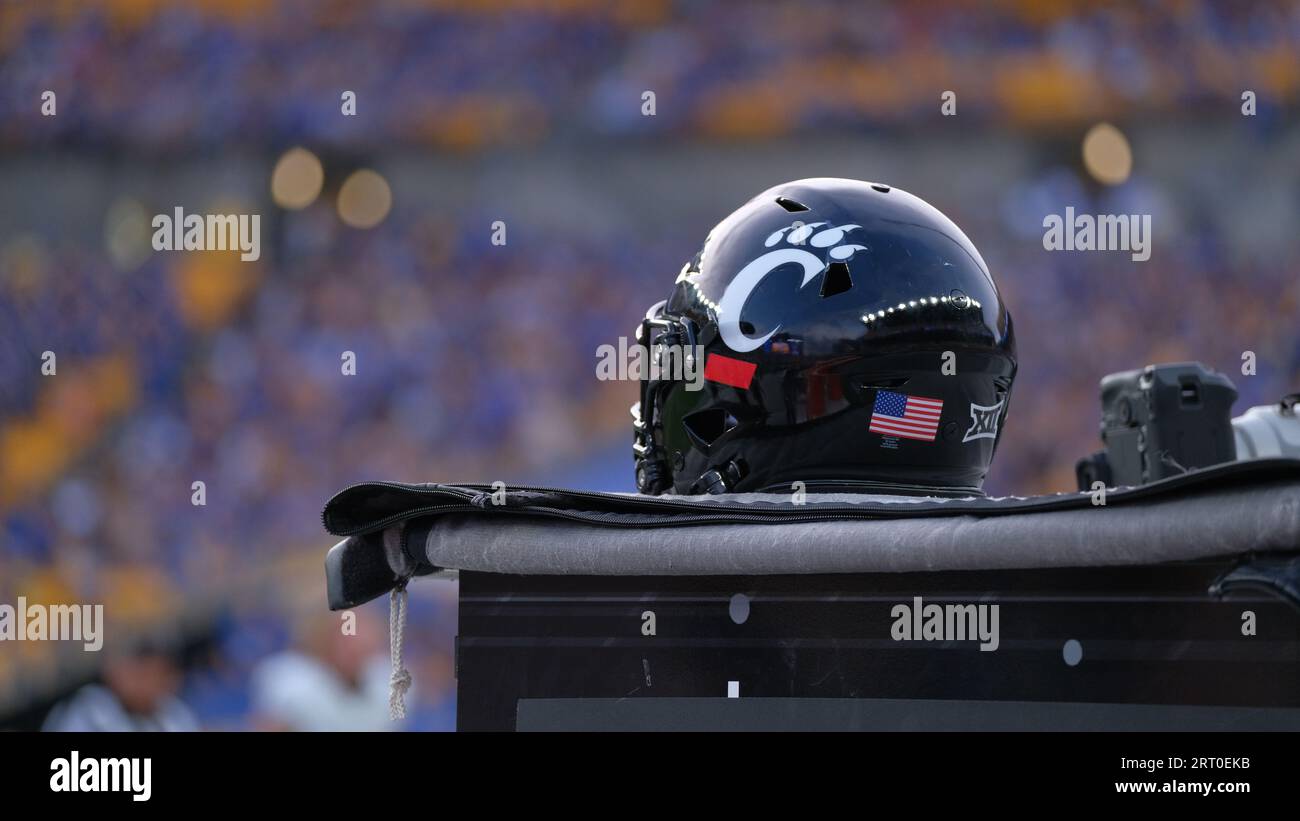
871 184 891 193
858 377 910 391
819 262 853 298
682 408 739 448
775 196 809 212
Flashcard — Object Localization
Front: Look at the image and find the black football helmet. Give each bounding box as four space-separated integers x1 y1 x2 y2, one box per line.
632 177 1016 496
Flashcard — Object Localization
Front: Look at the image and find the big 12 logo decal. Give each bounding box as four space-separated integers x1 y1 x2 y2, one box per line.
962 398 1004 442
716 221 866 353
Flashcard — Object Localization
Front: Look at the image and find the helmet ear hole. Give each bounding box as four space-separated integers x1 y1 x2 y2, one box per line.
682 408 739 451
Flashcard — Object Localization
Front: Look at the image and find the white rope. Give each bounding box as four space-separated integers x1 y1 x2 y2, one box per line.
388 581 412 721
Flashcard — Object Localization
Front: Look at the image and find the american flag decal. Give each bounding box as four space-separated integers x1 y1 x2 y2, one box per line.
869 390 944 442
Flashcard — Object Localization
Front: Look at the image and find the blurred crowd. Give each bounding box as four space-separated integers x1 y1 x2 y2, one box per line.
2 0 1298 149
0 191 650 728
1 0 1298 729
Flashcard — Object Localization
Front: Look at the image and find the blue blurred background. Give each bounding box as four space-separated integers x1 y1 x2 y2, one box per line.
1 0 1298 729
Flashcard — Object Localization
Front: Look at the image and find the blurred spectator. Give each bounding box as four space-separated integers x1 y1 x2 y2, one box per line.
250 610 393 732
43 642 199 732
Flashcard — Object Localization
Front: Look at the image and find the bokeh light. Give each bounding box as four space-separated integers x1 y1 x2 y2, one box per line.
337 169 392 229
270 147 324 210
103 197 153 270
1082 122 1133 186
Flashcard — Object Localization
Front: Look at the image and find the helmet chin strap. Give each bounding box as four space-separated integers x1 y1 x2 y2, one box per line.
631 385 670 494
632 404 670 494
690 459 748 494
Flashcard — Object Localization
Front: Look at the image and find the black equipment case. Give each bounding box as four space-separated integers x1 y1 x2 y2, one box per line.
323 460 1300 731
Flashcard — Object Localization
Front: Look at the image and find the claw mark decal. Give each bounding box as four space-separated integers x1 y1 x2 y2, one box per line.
718 221 867 353
962 398 1004 442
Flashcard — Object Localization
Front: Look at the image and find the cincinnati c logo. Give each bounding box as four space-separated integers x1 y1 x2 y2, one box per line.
716 221 866 353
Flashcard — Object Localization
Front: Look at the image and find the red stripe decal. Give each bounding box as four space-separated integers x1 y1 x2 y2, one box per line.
704 354 757 389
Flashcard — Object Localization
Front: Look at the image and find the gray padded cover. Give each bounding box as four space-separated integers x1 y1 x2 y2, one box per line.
418 479 1300 576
